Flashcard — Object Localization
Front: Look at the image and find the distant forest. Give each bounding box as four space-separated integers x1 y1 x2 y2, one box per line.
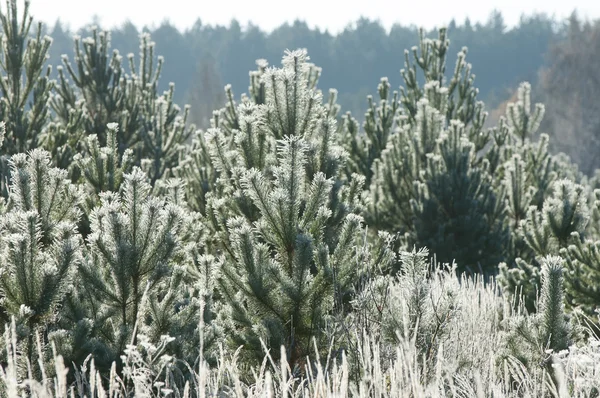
41 11 567 127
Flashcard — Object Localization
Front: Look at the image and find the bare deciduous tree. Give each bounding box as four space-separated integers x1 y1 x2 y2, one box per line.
538 14 600 175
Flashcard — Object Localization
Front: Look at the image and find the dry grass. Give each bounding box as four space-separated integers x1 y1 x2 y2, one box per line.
1 270 599 397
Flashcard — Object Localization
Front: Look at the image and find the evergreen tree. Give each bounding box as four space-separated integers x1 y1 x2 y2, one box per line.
73 122 133 237
503 256 573 380
48 29 194 182
339 29 584 282
0 149 83 367
494 82 583 311
341 77 399 185
173 56 324 218
0 0 53 155
1 6 600 393
410 118 506 274
351 247 457 379
75 123 133 198
500 163 589 312
343 28 504 274
54 168 194 371
0 0 54 201
171 129 214 215
560 187 600 318
201 50 387 371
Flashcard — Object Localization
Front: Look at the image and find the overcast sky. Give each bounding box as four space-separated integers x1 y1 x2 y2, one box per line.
16 0 600 33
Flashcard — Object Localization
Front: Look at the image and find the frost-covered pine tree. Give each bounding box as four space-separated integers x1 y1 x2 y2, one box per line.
555 187 600 320
351 247 457 379
341 77 399 186
174 57 330 218
0 149 83 370
344 28 504 274
171 128 215 215
71 122 133 237
342 28 587 282
197 49 391 372
498 83 590 312
503 256 573 381
52 167 198 371
75 123 133 196
0 0 54 201
48 29 194 182
0 0 53 156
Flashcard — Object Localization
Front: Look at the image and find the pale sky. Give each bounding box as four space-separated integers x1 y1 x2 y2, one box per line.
15 0 600 33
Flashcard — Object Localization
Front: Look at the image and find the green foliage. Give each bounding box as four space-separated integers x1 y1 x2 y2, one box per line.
495 83 583 311
50 29 153 152
560 188 600 317
341 77 399 185
0 149 82 366
505 81 545 144
0 0 53 156
361 248 457 363
198 50 385 371
410 119 506 274
0 0 54 203
170 130 214 214
47 28 194 183
75 123 133 197
500 178 590 312
503 256 573 375
55 168 193 370
343 29 504 274
1 10 600 396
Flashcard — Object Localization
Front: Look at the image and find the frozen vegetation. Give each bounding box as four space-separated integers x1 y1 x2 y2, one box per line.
0 1 599 396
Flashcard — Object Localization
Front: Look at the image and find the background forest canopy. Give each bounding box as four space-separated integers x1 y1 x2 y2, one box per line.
46 9 557 112
40 9 600 174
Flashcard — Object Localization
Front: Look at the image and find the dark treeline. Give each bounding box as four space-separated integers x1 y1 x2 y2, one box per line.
41 10 565 124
